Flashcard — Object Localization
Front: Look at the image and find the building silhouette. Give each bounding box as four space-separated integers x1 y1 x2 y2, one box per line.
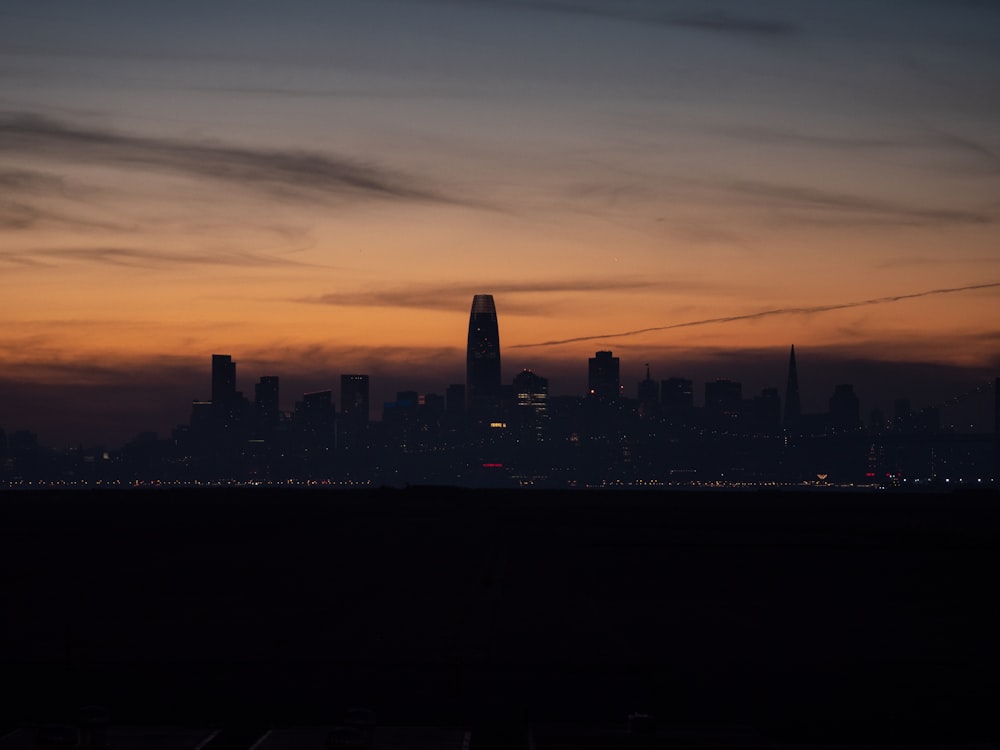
829 384 860 432
637 365 658 418
254 376 280 435
466 294 502 416
705 379 742 420
446 384 465 415
210 353 247 440
340 375 370 428
6 294 1000 487
784 345 801 429
588 351 620 400
512 369 549 440
295 391 335 454
661 377 694 415
751 387 781 431
212 354 236 406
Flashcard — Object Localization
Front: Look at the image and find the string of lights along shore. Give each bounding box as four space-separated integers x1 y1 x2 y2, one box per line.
1 294 998 488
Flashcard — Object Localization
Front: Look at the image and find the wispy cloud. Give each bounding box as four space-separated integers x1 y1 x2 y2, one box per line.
874 254 1000 269
665 9 794 36
711 124 901 151
0 245 315 269
512 281 1000 348
0 167 71 192
711 124 1000 180
299 278 707 313
926 129 1000 174
0 166 121 231
0 112 458 206
428 0 795 36
191 83 476 100
728 180 995 226
0 198 127 232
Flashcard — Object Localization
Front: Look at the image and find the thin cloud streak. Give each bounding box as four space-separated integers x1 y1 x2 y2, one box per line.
0 167 71 192
667 10 793 36
0 199 127 232
512 282 1000 348
428 0 795 36
0 246 316 269
928 129 1000 174
299 278 711 312
711 125 898 151
0 167 132 232
728 181 994 226
874 254 1000 269
711 124 1000 173
0 113 457 206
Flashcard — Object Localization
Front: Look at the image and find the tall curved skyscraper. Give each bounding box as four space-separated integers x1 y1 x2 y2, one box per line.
466 294 502 415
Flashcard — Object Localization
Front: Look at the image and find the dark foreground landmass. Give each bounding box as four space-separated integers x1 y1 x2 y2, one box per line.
2 487 999 745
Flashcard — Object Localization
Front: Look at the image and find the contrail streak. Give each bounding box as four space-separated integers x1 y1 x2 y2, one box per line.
510 281 1000 348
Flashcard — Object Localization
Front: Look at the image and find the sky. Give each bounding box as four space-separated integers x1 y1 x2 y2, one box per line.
1 0 999 445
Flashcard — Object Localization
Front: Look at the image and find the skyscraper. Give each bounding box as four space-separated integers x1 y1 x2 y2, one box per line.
828 383 860 431
588 351 620 401
705 379 742 417
212 354 236 407
446 384 466 415
254 376 280 434
466 294 502 415
661 377 694 414
752 387 781 430
784 345 801 429
637 364 658 418
295 391 335 446
211 354 242 436
340 374 370 427
513 369 549 439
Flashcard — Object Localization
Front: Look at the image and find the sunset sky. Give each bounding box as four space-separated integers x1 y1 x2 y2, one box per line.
2 0 999 445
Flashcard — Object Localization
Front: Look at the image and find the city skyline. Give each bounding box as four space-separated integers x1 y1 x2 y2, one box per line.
2 289 1000 447
4 321 996 486
1 291 996 449
2 1 999 445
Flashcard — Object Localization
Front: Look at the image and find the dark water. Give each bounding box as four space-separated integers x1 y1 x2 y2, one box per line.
2 487 998 742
